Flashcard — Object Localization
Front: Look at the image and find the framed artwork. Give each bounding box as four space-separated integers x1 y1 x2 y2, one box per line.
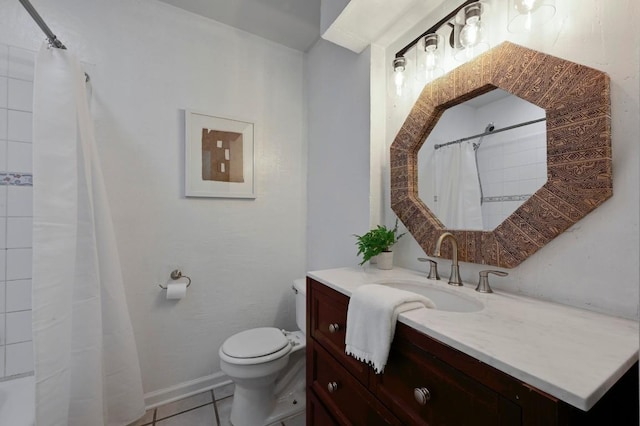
185 110 255 198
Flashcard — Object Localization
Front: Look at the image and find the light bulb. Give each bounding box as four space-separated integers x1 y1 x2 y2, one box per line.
515 0 539 31
425 50 437 70
394 68 405 96
460 17 482 48
393 57 406 97
423 34 440 71
514 0 541 14
508 0 555 33
459 3 484 49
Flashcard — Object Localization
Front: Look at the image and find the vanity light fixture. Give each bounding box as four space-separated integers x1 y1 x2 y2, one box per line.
391 0 488 97
507 0 556 33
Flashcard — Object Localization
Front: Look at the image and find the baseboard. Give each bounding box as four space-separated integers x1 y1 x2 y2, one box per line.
143 372 232 410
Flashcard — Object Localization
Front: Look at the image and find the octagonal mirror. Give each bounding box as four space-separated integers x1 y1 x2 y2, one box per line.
417 89 547 231
390 42 612 268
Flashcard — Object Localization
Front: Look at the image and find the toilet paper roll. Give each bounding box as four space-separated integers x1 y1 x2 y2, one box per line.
166 282 187 300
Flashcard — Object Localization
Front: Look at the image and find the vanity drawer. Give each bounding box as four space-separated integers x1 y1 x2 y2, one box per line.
310 342 400 425
309 279 369 384
373 336 518 426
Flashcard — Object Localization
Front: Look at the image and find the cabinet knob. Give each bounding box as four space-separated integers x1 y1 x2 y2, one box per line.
327 381 339 393
328 323 340 333
414 387 431 405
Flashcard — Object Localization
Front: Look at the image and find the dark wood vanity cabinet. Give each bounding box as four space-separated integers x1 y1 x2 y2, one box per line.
306 277 639 426
374 332 519 426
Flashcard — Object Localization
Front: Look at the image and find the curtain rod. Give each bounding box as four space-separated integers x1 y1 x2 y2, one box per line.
433 117 546 150
18 0 66 49
18 0 90 82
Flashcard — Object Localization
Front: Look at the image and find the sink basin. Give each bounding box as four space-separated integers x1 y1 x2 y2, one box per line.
373 279 484 313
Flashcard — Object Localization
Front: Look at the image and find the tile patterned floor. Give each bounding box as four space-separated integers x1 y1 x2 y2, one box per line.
128 383 305 426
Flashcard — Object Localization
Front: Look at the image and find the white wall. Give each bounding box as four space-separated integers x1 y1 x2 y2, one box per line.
306 39 371 270
380 0 640 319
0 0 307 394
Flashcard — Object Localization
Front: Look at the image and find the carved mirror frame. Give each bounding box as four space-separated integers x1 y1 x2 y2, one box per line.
390 42 612 268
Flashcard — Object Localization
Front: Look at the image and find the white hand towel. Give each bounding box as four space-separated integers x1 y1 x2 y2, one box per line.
345 284 436 374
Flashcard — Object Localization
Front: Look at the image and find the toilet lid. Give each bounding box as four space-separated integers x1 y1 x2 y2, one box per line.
221 327 289 359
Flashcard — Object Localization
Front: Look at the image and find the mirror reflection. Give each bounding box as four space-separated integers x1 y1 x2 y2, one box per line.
418 89 547 231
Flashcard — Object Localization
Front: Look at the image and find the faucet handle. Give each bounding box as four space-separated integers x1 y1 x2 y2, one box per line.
418 258 440 280
476 270 508 294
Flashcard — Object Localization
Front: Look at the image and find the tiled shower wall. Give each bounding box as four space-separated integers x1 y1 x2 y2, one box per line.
475 94 547 230
0 43 35 380
476 126 547 230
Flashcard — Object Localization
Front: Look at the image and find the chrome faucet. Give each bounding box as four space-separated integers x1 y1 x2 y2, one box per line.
418 257 440 280
476 270 508 293
434 232 462 286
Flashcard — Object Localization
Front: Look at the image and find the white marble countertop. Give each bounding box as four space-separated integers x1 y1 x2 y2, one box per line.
307 266 639 411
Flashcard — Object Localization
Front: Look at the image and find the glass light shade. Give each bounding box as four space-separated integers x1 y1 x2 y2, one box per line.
423 34 441 70
508 0 556 33
415 34 444 84
515 0 542 13
454 2 490 62
393 57 407 97
424 67 444 83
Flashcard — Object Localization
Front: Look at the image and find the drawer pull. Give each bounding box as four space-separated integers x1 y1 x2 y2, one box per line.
328 323 340 333
327 381 339 393
414 387 431 405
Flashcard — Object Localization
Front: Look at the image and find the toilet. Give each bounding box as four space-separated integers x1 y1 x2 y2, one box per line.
219 279 307 426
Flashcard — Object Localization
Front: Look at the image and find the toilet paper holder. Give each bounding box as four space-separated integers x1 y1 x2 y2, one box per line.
158 269 192 290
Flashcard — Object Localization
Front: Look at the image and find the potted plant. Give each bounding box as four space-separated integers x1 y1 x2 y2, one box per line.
354 219 406 270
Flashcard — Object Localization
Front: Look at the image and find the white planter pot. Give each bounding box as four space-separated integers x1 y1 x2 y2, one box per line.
377 251 393 270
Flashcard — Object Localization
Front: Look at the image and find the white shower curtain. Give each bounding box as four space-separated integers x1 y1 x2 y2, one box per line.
32 45 145 426
430 142 483 229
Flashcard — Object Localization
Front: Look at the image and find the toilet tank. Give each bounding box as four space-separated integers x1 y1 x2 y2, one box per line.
293 278 306 334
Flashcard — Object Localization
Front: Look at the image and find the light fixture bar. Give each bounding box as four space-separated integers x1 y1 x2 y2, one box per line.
394 0 476 59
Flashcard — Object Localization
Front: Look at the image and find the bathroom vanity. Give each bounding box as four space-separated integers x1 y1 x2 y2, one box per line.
305 267 639 425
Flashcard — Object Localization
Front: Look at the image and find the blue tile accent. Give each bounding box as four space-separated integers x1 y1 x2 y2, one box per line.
483 194 531 203
0 173 32 186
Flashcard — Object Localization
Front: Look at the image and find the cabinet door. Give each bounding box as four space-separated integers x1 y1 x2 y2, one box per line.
373 337 520 426
308 390 339 426
309 279 369 384
310 342 401 425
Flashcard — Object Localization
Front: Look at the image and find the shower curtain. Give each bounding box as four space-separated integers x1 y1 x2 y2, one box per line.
429 142 483 229
32 45 145 425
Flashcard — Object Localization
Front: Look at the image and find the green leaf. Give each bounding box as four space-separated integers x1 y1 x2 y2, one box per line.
354 218 405 265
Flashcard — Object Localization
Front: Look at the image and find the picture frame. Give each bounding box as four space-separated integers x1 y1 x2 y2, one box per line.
185 110 255 198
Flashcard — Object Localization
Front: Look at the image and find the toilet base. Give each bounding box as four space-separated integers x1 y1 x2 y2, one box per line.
264 388 305 425
228 386 305 426
229 382 275 426
226 349 305 426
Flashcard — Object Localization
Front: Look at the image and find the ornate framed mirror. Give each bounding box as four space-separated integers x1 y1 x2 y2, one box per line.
390 42 612 268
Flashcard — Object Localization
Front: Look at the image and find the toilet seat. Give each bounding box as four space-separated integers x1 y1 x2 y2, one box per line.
220 327 291 365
